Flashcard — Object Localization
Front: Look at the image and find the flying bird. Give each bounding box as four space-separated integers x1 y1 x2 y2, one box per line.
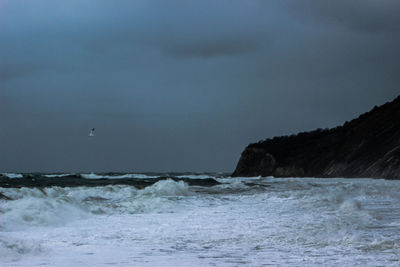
89 128 95 137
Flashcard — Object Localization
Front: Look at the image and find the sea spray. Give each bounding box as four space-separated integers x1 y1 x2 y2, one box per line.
1 176 400 266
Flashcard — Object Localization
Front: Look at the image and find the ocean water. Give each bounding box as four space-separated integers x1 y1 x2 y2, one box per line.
1 173 400 266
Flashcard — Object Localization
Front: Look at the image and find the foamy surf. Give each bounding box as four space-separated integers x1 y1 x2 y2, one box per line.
1 176 400 266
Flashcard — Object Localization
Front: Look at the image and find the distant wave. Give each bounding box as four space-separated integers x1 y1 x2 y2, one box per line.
1 172 227 180
80 173 160 179
1 173 23 179
0 173 222 189
44 174 73 178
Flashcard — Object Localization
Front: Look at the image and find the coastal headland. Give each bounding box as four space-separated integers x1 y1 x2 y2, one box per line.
233 96 400 179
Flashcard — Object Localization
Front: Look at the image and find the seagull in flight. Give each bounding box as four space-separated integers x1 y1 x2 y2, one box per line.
89 128 95 137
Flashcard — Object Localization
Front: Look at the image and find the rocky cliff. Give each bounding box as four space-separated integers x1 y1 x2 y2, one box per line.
233 96 400 179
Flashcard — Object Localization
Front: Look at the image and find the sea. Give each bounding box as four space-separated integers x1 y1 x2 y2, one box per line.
1 173 400 266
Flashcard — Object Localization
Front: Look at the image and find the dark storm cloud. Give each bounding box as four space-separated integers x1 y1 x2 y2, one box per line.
165 37 260 58
0 64 38 82
283 0 400 33
0 0 399 172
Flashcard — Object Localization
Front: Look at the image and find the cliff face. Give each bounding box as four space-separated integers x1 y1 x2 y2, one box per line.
233 96 400 179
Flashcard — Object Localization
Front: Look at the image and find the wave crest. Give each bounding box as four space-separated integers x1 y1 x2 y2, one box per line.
140 179 190 196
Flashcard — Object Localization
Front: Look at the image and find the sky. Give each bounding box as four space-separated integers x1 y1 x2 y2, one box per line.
1 0 399 173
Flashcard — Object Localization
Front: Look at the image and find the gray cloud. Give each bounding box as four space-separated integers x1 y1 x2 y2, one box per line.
0 0 399 172
282 0 400 33
165 37 261 58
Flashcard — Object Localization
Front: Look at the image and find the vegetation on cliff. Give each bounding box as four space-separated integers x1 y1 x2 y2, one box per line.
233 96 400 179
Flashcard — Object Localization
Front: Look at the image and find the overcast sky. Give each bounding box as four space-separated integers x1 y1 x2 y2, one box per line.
1 0 399 173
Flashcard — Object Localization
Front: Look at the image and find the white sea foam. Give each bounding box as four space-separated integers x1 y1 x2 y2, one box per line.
80 173 160 179
0 237 43 258
80 173 103 179
1 177 400 266
2 173 23 178
44 174 72 178
176 174 215 179
140 179 190 196
110 173 159 179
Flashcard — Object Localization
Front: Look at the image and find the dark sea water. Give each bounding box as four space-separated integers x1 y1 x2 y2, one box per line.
1 173 400 266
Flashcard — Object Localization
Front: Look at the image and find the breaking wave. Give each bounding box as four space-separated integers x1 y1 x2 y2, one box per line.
1 176 400 266
0 179 192 231
1 173 23 179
